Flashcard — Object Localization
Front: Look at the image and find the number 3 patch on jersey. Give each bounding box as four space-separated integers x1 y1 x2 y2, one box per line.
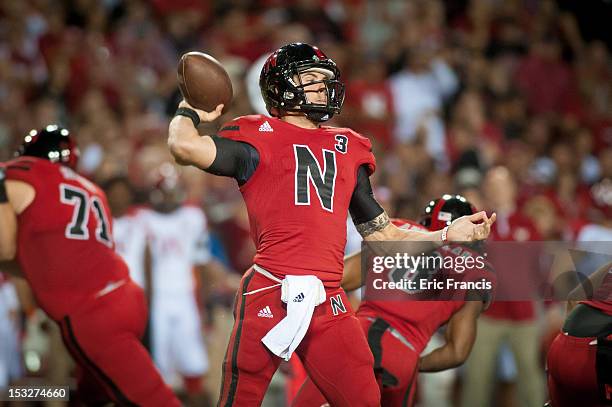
334 135 348 154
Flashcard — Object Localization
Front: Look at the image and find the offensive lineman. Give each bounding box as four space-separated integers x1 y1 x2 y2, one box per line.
546 261 612 406
0 126 180 406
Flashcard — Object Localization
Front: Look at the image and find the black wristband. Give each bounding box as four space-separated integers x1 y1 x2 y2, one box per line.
175 107 201 127
0 168 7 203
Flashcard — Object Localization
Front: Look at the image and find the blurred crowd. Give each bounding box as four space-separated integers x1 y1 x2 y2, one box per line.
1 0 610 243
0 0 610 405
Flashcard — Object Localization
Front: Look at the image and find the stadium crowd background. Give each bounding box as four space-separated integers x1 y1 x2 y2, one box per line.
0 0 610 406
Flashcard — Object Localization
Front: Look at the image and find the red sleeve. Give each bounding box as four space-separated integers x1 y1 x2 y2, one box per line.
352 131 376 176
217 116 267 162
4 158 41 190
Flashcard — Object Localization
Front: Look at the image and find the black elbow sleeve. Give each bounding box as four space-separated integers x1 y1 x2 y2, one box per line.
208 136 259 185
349 165 384 225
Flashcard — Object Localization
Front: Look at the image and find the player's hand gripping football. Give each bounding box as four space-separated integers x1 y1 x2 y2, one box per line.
179 99 224 123
447 211 496 242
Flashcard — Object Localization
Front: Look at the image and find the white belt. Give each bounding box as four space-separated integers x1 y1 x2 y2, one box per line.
243 264 282 296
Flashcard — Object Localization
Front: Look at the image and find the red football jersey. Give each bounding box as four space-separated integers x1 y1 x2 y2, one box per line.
357 218 491 353
219 115 376 286
5 157 129 320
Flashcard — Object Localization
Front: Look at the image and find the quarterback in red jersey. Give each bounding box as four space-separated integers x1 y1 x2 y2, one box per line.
0 126 180 406
293 195 494 407
168 43 495 407
546 261 612 407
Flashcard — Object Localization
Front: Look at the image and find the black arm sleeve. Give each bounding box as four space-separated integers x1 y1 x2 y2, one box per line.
206 136 260 186
349 165 384 225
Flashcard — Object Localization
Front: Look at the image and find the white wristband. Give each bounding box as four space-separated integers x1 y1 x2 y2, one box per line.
441 226 449 243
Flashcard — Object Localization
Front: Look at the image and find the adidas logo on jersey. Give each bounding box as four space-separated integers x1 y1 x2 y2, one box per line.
257 306 274 318
258 121 273 132
293 292 305 302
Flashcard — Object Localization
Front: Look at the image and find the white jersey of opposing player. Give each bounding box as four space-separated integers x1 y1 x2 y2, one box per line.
140 205 212 301
139 205 212 385
0 274 22 387
113 208 148 288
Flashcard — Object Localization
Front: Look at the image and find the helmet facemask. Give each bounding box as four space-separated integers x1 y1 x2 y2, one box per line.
288 64 345 122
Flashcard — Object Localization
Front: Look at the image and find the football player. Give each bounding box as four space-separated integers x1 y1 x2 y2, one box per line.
168 43 496 406
546 261 612 407
0 126 180 406
293 195 494 407
138 163 212 404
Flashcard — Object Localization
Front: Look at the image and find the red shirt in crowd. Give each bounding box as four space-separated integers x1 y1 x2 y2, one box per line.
485 211 541 321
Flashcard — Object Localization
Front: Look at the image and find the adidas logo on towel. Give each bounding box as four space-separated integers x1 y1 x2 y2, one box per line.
258 121 273 132
257 306 274 318
293 293 305 302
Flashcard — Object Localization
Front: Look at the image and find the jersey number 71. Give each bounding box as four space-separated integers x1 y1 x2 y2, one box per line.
60 184 112 247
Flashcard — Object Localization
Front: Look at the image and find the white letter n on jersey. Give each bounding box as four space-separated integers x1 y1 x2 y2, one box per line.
293 145 337 212
330 294 347 316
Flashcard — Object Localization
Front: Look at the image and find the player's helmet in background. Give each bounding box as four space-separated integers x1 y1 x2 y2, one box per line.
148 162 186 213
260 42 345 123
420 194 477 231
16 125 79 170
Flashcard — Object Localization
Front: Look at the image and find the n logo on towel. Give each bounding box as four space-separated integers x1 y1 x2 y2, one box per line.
330 294 346 316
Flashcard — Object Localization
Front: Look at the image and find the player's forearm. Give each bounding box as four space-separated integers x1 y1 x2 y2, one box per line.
168 116 199 164
361 214 442 256
374 224 442 243
0 206 17 260
341 252 363 291
0 174 17 260
168 116 216 168
418 342 468 372
359 212 441 242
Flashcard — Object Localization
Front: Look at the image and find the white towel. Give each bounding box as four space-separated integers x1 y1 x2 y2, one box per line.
261 275 326 361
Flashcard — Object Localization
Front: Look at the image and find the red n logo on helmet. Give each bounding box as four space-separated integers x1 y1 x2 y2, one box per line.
312 46 326 60
269 52 278 67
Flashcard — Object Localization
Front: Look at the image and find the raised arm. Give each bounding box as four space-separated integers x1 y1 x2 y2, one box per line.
418 301 483 372
167 101 223 169
168 101 259 185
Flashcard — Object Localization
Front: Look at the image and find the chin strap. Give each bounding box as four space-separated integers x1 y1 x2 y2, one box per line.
305 110 331 122
275 109 332 123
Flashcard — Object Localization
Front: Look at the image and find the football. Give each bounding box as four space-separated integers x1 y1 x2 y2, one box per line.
177 51 233 113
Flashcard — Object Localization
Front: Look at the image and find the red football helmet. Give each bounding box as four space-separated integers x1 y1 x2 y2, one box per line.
420 194 477 231
148 162 186 212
